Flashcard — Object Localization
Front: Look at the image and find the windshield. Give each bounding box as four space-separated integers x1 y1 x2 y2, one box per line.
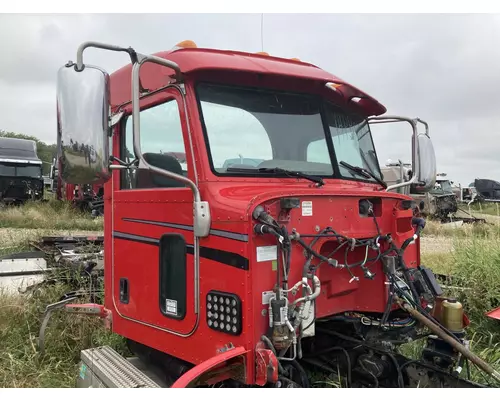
0 163 42 178
197 83 381 183
431 180 453 194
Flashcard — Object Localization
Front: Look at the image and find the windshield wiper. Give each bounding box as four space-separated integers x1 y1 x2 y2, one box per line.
339 161 387 189
227 166 325 187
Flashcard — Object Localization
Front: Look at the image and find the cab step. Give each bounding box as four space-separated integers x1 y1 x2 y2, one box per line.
78 345 163 388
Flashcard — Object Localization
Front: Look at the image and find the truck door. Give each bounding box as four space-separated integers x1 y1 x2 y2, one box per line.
111 87 197 334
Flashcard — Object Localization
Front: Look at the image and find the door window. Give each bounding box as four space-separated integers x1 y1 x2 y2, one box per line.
121 99 188 189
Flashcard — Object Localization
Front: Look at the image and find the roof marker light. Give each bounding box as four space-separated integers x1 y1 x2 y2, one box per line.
325 82 342 92
174 40 197 49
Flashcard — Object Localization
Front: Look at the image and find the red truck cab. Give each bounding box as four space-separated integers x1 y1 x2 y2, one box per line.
55 41 485 388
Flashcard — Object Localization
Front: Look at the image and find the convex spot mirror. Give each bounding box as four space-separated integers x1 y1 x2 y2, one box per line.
56 64 111 185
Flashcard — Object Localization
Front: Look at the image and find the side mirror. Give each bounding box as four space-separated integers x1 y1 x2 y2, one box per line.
370 116 436 194
57 42 210 237
412 133 437 193
57 64 111 185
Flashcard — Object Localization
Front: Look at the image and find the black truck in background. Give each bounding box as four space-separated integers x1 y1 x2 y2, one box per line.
0 137 44 205
471 178 500 202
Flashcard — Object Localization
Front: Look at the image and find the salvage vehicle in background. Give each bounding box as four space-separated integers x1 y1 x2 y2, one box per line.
50 156 104 215
382 164 484 225
0 137 44 205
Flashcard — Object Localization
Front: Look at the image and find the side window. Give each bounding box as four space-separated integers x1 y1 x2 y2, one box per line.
121 100 188 189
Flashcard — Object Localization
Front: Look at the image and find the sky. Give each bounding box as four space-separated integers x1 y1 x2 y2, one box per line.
1 13 500 186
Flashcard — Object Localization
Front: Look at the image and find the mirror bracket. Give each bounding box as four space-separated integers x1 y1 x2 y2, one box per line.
76 42 141 72
75 43 153 94
369 115 434 193
194 201 211 237
131 55 209 237
109 164 137 171
110 111 125 130
109 155 138 170
368 115 420 192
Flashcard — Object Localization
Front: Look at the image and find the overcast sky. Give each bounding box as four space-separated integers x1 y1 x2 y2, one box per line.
1 13 500 186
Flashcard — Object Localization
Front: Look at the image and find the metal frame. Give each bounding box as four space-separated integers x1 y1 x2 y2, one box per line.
38 297 77 354
131 57 198 200
368 115 430 192
75 42 179 81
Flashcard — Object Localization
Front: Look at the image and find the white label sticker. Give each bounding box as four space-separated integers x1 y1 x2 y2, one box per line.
262 291 275 305
280 306 288 323
256 245 277 262
165 299 178 315
302 201 313 216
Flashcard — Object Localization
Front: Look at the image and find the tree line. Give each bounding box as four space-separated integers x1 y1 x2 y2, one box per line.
0 130 57 175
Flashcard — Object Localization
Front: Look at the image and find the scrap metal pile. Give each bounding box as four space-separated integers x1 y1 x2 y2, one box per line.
0 235 104 299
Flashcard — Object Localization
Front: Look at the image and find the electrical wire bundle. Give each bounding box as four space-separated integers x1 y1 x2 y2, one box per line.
254 203 500 386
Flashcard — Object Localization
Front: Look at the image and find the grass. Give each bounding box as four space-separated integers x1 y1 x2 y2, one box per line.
0 199 103 231
420 234 500 336
422 219 500 238
470 202 500 217
0 200 103 256
0 201 108 387
421 251 454 275
445 237 500 334
0 282 128 388
404 234 500 386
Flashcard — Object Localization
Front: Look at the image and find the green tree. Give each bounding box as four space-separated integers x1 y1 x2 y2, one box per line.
0 130 57 175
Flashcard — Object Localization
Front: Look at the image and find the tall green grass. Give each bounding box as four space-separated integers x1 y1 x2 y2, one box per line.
422 219 500 238
0 283 127 388
0 200 103 231
446 237 500 338
0 201 109 387
411 236 500 386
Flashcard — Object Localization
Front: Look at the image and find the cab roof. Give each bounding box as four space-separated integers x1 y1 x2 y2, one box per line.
110 42 387 116
0 137 42 164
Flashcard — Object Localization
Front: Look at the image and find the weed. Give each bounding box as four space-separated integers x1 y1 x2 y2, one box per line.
0 283 127 388
0 200 103 231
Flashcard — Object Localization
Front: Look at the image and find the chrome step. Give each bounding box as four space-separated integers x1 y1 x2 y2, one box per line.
78 345 162 388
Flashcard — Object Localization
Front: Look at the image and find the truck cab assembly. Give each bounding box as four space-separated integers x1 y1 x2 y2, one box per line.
51 40 500 388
